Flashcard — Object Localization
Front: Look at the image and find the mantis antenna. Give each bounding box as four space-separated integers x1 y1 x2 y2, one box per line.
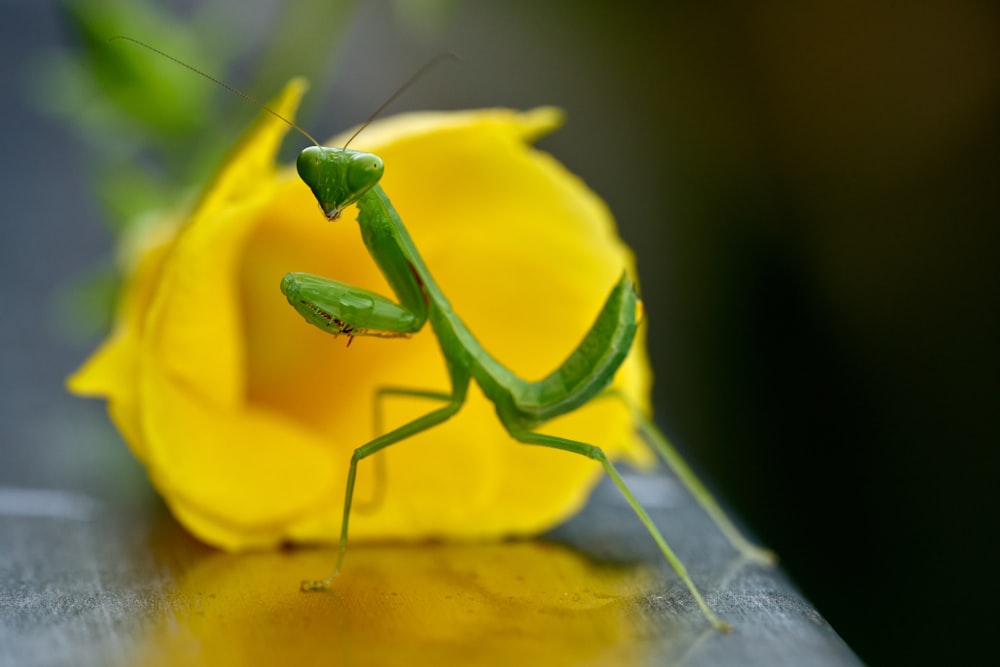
107 36 321 146
341 52 459 149
108 36 457 149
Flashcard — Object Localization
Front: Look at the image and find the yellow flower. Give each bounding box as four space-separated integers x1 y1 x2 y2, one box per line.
68 79 653 551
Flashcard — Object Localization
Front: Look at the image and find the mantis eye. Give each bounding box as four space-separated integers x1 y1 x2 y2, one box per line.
296 146 325 190
347 153 384 194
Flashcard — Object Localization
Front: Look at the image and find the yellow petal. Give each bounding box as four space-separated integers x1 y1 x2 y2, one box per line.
141 79 308 408
140 370 336 550
196 78 311 219
68 79 310 460
67 238 173 461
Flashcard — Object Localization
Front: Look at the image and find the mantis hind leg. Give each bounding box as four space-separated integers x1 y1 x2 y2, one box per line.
633 405 777 566
498 410 730 632
354 386 455 513
597 390 777 566
301 379 469 592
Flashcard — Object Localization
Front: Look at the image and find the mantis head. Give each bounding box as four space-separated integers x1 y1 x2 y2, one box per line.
297 146 385 221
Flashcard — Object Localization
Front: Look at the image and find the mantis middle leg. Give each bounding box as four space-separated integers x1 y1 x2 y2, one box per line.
355 386 456 512
300 374 470 591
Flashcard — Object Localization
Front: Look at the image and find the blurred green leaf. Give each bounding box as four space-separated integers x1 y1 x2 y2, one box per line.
49 262 121 343
41 0 225 141
393 0 461 38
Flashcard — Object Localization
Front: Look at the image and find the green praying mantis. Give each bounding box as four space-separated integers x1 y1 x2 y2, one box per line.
112 37 775 632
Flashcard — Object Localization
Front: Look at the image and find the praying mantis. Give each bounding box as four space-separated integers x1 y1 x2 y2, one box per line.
112 37 775 632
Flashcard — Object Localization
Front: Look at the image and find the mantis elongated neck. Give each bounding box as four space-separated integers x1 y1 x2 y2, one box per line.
355 180 530 392
354 185 440 323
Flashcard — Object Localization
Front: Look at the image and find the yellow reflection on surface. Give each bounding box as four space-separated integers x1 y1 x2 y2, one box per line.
134 541 656 666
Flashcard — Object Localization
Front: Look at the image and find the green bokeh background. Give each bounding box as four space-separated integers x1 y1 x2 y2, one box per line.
2 1 998 664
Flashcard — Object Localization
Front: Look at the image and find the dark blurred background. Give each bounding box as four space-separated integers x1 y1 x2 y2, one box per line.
2 1 998 664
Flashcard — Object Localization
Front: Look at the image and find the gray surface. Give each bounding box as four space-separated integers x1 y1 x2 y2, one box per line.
0 424 861 667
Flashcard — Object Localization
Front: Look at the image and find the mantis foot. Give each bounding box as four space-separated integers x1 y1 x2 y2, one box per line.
300 578 334 592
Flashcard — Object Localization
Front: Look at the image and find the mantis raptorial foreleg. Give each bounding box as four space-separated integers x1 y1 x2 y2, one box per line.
280 272 421 345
